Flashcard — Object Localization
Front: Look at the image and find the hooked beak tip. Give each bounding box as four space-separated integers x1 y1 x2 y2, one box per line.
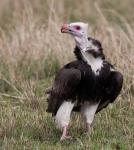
61 24 68 33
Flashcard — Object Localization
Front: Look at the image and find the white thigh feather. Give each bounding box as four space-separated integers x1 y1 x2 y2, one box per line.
55 101 75 129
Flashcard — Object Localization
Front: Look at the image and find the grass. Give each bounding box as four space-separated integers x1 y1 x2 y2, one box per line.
0 93 133 149
0 0 134 149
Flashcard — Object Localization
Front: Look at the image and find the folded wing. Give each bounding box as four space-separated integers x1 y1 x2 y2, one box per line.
46 68 81 116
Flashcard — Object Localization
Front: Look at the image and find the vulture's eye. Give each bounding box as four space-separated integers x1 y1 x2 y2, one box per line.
74 26 81 30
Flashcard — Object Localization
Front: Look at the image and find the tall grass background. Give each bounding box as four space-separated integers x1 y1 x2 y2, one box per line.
0 0 133 149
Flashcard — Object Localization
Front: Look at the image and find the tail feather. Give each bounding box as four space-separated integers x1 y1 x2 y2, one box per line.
46 89 64 116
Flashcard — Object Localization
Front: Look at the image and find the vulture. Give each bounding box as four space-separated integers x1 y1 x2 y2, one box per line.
46 22 123 141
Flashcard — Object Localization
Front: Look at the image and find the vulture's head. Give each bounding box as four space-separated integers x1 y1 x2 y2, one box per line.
61 22 89 50
61 22 88 38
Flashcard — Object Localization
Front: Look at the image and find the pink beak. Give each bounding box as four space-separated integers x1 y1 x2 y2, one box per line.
61 24 68 33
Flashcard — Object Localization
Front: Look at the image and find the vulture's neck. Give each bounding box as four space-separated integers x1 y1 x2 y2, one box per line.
74 37 105 75
74 36 89 51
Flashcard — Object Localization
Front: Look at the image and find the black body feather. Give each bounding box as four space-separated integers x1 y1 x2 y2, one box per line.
46 37 123 116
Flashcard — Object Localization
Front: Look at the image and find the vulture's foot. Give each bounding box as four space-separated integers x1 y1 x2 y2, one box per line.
60 126 72 141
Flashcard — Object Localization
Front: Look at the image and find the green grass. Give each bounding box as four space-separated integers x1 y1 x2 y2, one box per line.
0 59 133 150
0 77 133 150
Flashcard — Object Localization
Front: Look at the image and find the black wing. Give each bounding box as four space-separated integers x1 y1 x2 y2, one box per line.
71 71 123 113
46 67 81 116
96 71 123 113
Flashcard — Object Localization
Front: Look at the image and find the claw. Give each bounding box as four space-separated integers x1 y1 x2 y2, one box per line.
60 135 72 141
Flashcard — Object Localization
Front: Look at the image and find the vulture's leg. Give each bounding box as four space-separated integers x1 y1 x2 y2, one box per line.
60 125 72 141
55 101 75 141
81 102 99 134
